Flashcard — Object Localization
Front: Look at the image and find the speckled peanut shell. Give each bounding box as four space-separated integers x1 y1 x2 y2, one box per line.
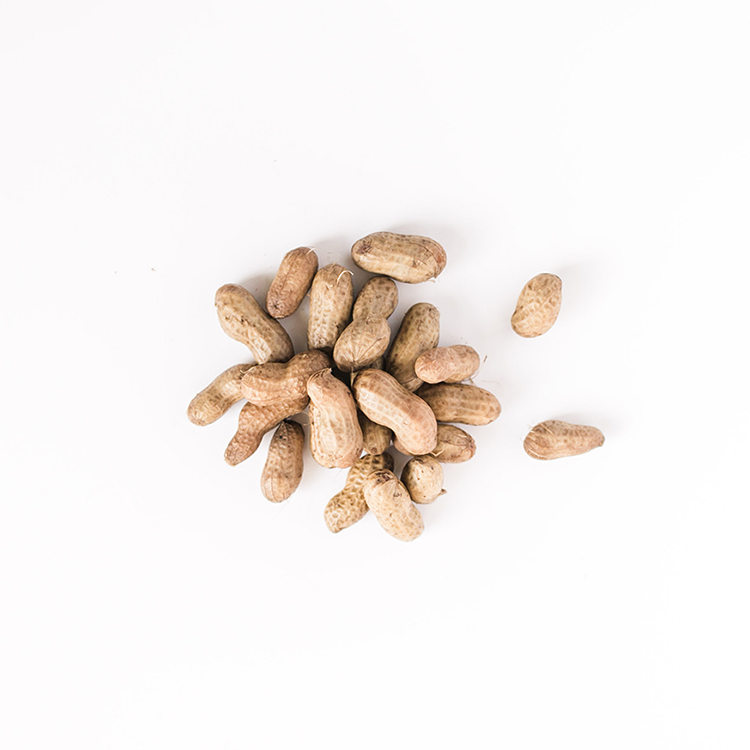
417 383 501 426
386 302 440 392
224 394 308 466
358 410 392 455
324 453 394 533
363 470 424 542
392 423 476 463
241 349 331 405
401 455 445 504
215 284 294 363
307 264 354 352
266 247 318 319
333 316 391 372
307 370 363 469
351 369 437 456
352 276 399 319
260 421 305 502
511 273 562 338
187 363 250 426
351 232 446 284
414 345 480 384
523 420 604 460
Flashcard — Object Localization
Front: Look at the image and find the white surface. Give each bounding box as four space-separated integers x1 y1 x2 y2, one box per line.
1 1 749 748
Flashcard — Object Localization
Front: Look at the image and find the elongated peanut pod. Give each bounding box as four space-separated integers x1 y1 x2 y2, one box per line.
241 349 331 405
523 420 604 460
386 302 440 392
187 363 250 426
307 264 354 352
417 383 501 425
351 232 447 284
414 345 480 384
511 273 562 338
266 247 318 318
363 470 424 542
261 421 305 502
358 410 392 455
401 456 444 504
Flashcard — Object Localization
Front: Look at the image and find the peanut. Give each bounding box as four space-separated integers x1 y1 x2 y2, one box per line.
266 247 318 319
394 423 476 463
401 455 444 504
523 420 604 460
307 264 354 352
241 349 331 405
351 231 447 283
260 421 305 502
324 453 394 533
417 383 501 425
363 470 424 542
307 370 363 468
215 283 294 363
187 363 250 426
511 273 562 338
358 410 392 455
414 345 480 384
351 369 437 456
386 302 440 392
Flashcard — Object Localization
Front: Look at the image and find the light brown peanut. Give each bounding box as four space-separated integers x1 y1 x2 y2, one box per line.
241 349 331 405
307 263 354 352
215 283 294 363
363 470 424 542
523 420 604 460
351 369 437 456
324 453 394 533
414 345 480 384
351 232 447 283
358 410 392 455
260 421 305 502
418 383 501 425
511 273 562 338
401 455 444 504
393 423 476 463
224 394 308 466
187 363 250 426
266 247 318 319
307 370 363 468
386 302 440 392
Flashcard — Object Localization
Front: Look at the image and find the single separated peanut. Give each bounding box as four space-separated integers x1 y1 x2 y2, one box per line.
307 264 354 353
386 302 440 392
511 273 562 338
401 455 445 504
187 363 250 426
241 349 331 405
266 247 318 318
418 383 501 425
414 345 480 384
523 420 605 460
307 370 363 468
334 276 398 372
215 284 294 363
351 369 437 456
260 421 305 502
324 453 394 533
363 470 424 542
224 394 308 466
394 423 476 463
351 232 447 283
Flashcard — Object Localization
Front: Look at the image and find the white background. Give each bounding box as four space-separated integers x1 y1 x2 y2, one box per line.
1 1 749 748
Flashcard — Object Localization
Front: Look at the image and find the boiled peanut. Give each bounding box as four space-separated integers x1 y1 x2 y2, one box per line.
393 423 476 463
260 421 305 502
241 349 331 405
187 363 250 426
523 420 604 460
418 383 501 426
358 410 392 455
414 345 480 384
401 455 444 504
324 453 394 533
511 273 562 338
386 302 440 392
307 264 354 352
266 247 318 319
351 232 447 284
215 283 294 363
363 470 424 542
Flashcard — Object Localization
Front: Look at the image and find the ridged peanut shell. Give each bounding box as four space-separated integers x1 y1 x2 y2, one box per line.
187 363 250 426
414 345 480 384
511 273 562 338
386 302 440 392
523 420 605 460
333 315 392 372
394 423 476 463
358 411 392 455
241 349 331 405
352 276 399 319
266 247 318 318
307 264 354 352
363 470 424 542
260 421 305 502
351 232 446 283
401 455 445 504
418 383 501 426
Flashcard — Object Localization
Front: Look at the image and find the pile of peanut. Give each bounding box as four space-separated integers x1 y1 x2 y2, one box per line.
188 232 604 541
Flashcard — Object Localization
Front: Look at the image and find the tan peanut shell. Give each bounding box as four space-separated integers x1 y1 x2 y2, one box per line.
187 363 250 426
324 453 394 533
241 349 331 405
523 420 605 460
215 284 294 363
363 470 424 542
351 369 437 456
224 394 308 466
307 264 354 352
393 423 476 463
307 370 363 468
418 383 501 426
386 302 440 392
414 345 481 384
511 273 562 338
401 455 445 504
352 276 399 319
266 247 318 318
358 410 392 455
351 232 447 284
260 421 305 502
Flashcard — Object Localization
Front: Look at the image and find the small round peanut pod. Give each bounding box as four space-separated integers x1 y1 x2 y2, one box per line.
351 232 446 284
260 421 305 502
417 383 501 426
394 424 477 463
241 349 331 405
266 247 318 319
187 363 250 426
511 273 562 338
414 345 481 384
523 420 605 460
352 276 399 319
307 264 354 353
386 302 440 392
363 470 424 542
401 455 445 504
333 315 391 373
